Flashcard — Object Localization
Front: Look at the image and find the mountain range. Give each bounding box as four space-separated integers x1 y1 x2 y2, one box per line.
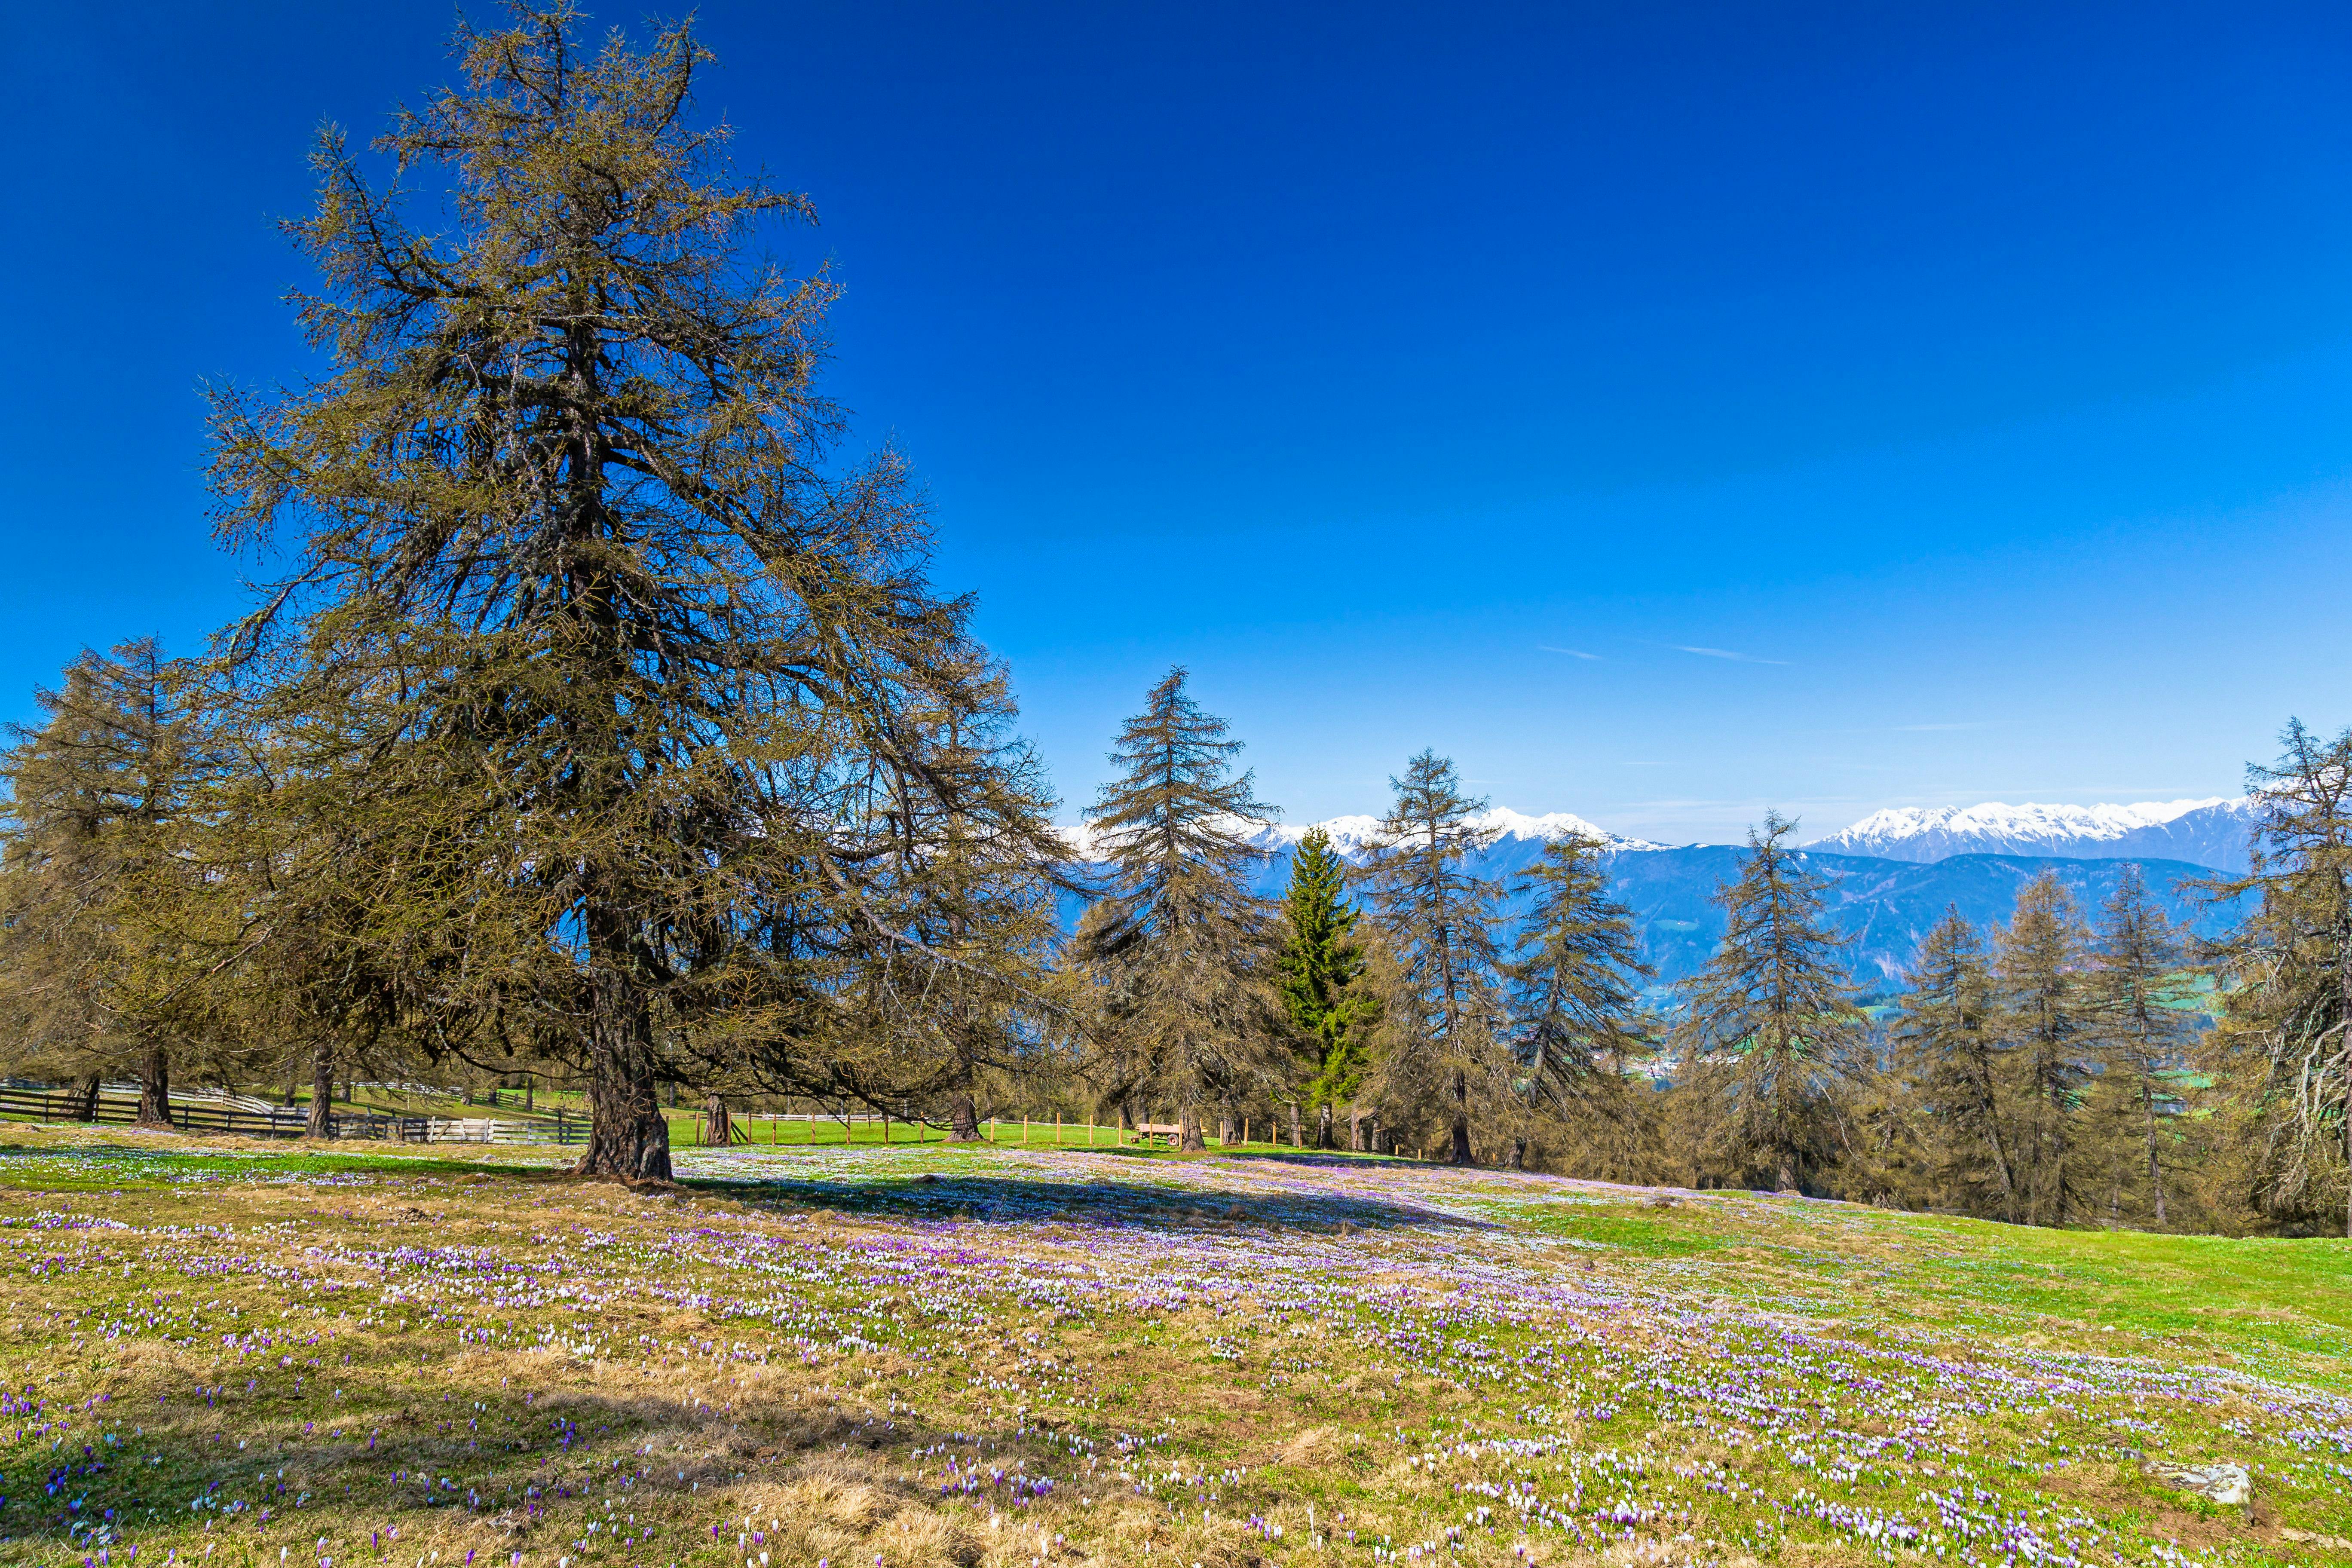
1063 800 2255 998
1803 798 2258 873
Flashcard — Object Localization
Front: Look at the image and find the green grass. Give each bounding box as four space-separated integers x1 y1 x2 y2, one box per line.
0 1126 2345 1568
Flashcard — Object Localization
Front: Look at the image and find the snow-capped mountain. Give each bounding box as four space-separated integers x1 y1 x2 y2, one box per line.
1054 802 2255 993
1060 806 1665 865
1240 806 1665 858
1807 798 2257 873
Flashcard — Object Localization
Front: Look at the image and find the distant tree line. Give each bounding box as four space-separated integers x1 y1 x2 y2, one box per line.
0 8 2342 1239
1065 682 2352 1240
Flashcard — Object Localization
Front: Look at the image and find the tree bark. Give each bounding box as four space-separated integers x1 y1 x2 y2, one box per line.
1217 1116 1232 1146
1777 1155 1798 1194
1179 1105 1205 1152
306 1041 335 1139
1509 1136 1527 1170
135 1041 172 1129
949 1092 981 1141
1447 1068 1473 1165
571 973 673 1181
702 1094 731 1147
67 1073 100 1121
1316 1105 1333 1150
1289 1101 1303 1147
1349 1107 1365 1152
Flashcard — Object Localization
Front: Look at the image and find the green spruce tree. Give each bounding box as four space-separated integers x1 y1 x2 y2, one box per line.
1078 668 1286 1152
1277 826 1369 1124
1672 811 1866 1194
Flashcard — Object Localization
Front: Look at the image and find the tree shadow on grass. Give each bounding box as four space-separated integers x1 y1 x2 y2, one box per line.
678 1167 1490 1235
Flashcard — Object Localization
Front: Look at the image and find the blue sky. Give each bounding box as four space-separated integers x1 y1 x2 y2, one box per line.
6 2 2352 841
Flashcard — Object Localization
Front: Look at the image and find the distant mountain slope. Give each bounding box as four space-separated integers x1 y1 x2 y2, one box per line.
1061 808 2248 998
1063 806 1662 866
1807 799 2258 873
1603 848 2244 995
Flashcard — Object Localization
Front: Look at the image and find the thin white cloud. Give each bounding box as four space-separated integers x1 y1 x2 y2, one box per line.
1674 645 1788 666
1539 645 1602 660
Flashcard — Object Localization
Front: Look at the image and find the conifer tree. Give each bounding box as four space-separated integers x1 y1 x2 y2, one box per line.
2088 865 2195 1228
1356 750 1504 1164
210 697 444 1142
2204 719 2352 1237
1991 873 2096 1227
850 656 1066 1143
1077 668 1286 1151
1893 909 2015 1217
206 8 1066 1179
1502 833 1654 1165
1276 826 1369 1121
0 643 243 1125
1672 811 1866 1194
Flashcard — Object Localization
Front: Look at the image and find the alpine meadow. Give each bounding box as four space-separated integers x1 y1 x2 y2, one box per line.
0 8 2348 1568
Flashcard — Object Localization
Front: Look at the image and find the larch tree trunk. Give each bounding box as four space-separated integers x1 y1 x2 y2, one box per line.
949 1093 981 1141
2340 932 2352 1240
135 1041 172 1129
1447 1068 1473 1165
306 1042 335 1139
1289 1102 1303 1147
1179 1105 1205 1152
702 1094 731 1148
68 1073 100 1122
572 971 673 1181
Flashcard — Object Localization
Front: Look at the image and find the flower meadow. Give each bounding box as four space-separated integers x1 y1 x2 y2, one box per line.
0 1129 2346 1568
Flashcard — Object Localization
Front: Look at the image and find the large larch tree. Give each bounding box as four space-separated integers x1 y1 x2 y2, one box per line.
207 8 1064 1179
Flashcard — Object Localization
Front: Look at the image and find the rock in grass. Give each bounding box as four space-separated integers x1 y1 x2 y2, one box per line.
2142 1459 2251 1506
2282 1527 2352 1550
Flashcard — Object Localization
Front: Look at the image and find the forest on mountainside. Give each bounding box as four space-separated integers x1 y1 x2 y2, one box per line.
0 6 2346 1241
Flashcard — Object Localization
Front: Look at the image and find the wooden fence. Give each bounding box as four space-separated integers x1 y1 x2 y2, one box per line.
0 1085 587 1145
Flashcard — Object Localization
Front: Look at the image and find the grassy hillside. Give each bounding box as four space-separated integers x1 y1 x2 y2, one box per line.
0 1129 2345 1568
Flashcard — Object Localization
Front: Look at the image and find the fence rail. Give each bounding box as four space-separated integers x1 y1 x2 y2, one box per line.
0 1086 587 1145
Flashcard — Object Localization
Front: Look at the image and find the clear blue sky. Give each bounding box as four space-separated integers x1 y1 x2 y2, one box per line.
7 2 2352 842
